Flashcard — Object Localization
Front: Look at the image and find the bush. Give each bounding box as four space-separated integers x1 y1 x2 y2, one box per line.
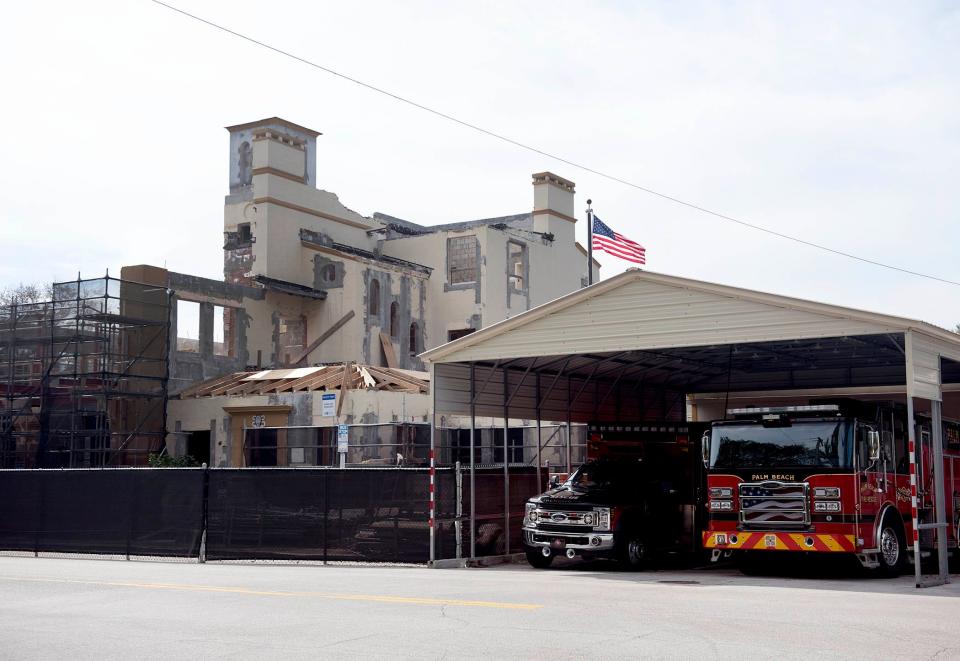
147 453 201 468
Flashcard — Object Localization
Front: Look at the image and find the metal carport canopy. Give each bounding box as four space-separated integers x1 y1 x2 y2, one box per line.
421 269 960 584
420 269 960 422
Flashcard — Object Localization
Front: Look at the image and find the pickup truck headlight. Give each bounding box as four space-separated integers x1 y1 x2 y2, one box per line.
525 502 537 524
594 508 611 531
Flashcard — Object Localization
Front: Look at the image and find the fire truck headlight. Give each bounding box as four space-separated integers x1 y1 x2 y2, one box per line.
710 500 733 511
594 508 611 531
814 501 841 513
813 487 841 499
709 487 733 499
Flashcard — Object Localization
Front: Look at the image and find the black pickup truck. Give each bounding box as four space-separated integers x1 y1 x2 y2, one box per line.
522 456 686 569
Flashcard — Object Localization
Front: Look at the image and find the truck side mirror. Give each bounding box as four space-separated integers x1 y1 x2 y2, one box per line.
701 430 711 467
868 430 881 462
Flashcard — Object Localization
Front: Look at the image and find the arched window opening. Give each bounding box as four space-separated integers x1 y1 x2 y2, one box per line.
409 322 420 356
369 279 380 316
390 302 399 338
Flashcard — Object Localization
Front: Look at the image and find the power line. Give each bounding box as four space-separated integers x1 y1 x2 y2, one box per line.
150 0 960 288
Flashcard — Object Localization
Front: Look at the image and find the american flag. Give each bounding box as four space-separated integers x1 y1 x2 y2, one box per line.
592 216 646 264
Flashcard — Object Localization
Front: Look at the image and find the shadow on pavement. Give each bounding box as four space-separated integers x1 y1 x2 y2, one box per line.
506 553 960 597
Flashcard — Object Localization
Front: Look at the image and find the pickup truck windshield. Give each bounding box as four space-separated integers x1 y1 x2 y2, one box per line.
710 420 854 469
566 459 640 489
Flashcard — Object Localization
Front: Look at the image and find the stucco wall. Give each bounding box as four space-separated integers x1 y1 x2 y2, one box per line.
167 388 430 467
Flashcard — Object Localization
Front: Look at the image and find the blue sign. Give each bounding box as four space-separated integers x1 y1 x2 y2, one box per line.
337 424 349 453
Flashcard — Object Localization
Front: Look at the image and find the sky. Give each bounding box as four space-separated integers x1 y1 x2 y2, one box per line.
2 1 959 327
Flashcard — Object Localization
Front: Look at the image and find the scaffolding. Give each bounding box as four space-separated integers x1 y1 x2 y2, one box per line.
0 274 170 468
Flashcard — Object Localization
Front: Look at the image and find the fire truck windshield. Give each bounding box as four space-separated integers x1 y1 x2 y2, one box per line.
709 419 854 469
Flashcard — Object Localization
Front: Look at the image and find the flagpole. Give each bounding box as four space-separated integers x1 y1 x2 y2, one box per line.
586 199 593 286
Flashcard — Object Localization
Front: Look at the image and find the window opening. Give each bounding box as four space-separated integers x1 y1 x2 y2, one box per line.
213 305 232 357
238 141 252 187
390 302 399 338
322 263 337 282
369 279 380 315
237 223 252 244
447 235 478 285
448 328 475 342
450 428 480 465
176 300 200 353
278 315 306 365
409 322 420 356
493 428 524 464
508 241 526 293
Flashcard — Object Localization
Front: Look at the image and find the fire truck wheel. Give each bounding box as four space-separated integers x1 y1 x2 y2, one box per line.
877 515 906 577
525 549 554 569
617 529 647 570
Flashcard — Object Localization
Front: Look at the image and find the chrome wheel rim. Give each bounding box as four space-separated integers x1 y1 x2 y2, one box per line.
628 539 644 564
880 527 899 567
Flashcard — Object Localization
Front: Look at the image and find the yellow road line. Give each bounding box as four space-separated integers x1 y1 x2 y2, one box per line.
0 576 541 610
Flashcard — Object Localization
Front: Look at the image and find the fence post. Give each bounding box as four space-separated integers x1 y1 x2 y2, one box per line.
429 364 437 564
455 461 462 560
126 470 137 561
429 449 436 563
34 469 44 558
199 463 208 563
323 469 328 565
503 369 510 556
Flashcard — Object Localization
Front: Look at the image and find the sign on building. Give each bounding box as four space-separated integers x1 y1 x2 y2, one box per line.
321 393 336 417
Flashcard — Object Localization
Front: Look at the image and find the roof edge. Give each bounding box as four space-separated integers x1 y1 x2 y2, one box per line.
225 117 322 138
420 268 960 363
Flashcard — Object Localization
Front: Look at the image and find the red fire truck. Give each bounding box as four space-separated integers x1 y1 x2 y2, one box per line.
701 402 960 575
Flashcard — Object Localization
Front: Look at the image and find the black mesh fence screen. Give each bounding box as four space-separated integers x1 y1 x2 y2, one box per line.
0 466 530 562
461 467 546 556
0 471 41 552
0 469 204 556
205 468 446 563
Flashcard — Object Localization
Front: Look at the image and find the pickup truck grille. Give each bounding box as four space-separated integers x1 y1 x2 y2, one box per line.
538 500 593 511
535 523 589 533
739 482 809 529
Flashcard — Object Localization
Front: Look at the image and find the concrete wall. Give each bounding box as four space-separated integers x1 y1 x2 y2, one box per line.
167 388 430 467
163 271 277 394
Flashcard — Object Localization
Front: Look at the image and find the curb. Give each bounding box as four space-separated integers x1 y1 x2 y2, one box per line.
429 553 526 569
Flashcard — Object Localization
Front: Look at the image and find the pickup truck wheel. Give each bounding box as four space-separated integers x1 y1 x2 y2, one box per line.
525 549 554 569
617 530 646 570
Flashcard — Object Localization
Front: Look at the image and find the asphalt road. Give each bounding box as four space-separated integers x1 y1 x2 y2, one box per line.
1 555 959 660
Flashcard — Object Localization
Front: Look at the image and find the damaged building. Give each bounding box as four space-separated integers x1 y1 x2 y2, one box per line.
2 117 596 468
159 117 598 468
